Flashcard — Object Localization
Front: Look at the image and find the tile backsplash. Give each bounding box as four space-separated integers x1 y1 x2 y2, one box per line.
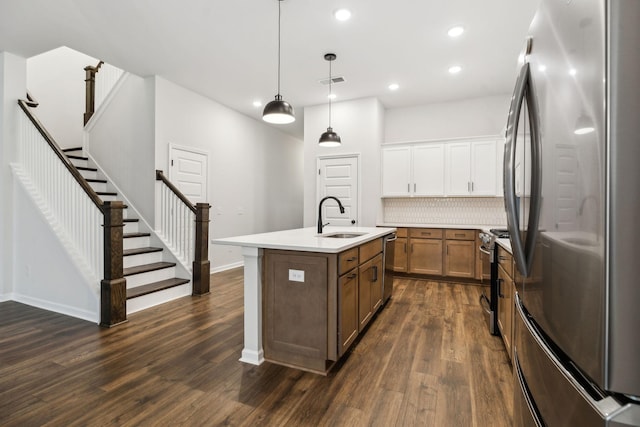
383 197 507 225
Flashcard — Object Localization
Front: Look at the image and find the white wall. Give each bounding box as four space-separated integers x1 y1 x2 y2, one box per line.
303 97 384 227
154 77 304 271
0 52 27 300
385 95 510 143
26 46 99 149
87 74 156 223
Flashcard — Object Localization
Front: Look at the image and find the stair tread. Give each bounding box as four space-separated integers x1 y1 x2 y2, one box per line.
86 178 107 183
123 247 163 257
67 155 89 161
123 261 176 277
123 232 150 238
76 166 97 172
96 191 117 196
126 277 190 299
62 147 83 152
123 218 139 223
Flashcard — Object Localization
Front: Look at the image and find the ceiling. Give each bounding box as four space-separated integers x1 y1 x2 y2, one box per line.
0 0 540 139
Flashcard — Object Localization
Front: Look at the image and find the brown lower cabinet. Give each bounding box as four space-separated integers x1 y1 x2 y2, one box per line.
496 245 515 361
263 237 385 374
395 227 477 279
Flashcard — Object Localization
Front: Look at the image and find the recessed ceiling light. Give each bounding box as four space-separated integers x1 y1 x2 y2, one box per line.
252 100 262 107
388 83 399 91
448 26 464 37
539 65 547 72
448 65 462 74
569 68 577 76
328 93 337 100
334 8 351 21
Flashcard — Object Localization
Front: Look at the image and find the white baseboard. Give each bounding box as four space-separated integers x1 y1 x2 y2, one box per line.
210 261 244 274
12 294 99 324
0 293 12 302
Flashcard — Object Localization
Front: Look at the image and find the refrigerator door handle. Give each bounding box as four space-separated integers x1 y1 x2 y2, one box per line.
504 61 543 278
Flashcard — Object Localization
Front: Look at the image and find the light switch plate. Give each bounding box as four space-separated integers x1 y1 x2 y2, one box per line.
288 269 305 282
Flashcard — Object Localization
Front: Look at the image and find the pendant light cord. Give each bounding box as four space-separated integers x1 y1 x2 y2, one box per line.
277 0 282 96
328 59 332 127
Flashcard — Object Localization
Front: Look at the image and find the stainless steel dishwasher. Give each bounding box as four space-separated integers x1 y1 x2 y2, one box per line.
382 232 396 304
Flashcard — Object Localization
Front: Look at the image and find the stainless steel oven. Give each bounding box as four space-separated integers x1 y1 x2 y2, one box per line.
478 229 508 336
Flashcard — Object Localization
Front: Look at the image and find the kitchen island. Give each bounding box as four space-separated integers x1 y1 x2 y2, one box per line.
213 226 396 374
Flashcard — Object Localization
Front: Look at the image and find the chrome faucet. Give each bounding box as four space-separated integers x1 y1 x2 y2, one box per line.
317 196 346 234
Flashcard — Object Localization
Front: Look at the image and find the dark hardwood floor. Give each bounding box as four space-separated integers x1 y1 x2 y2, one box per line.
0 269 513 426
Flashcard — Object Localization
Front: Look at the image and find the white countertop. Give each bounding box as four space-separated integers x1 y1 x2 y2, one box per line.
212 226 397 254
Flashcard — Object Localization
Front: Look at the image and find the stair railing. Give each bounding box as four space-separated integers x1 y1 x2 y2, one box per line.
17 96 126 327
156 170 210 295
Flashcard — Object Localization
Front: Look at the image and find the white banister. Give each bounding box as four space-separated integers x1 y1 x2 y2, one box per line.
17 111 104 285
156 181 195 268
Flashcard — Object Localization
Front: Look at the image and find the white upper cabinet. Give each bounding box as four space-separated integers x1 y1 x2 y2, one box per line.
382 138 504 198
446 140 500 196
381 143 445 197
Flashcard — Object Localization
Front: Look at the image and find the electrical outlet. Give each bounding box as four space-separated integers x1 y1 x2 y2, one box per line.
288 269 304 282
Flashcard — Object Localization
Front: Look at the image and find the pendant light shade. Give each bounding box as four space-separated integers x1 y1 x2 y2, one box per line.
319 53 341 147
263 0 295 124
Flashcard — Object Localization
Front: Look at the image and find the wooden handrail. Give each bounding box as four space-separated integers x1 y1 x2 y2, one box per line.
18 99 104 212
25 91 39 107
155 170 197 214
84 60 104 125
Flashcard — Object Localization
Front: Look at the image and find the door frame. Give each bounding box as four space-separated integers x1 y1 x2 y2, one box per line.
316 153 361 227
168 142 209 202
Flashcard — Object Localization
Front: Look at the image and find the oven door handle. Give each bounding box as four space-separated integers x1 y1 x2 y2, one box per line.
479 246 491 255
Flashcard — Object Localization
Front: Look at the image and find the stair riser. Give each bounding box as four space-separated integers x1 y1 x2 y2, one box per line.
88 182 107 193
99 194 118 202
69 158 89 168
78 169 97 180
123 221 139 233
126 282 192 315
126 266 175 288
123 236 150 250
123 252 163 269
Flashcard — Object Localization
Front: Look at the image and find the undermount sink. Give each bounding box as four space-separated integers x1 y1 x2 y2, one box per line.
562 237 599 247
321 232 367 239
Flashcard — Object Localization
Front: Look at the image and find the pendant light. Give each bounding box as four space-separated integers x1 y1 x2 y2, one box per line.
319 53 341 147
263 0 295 124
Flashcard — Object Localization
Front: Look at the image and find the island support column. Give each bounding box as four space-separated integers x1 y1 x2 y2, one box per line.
239 246 265 365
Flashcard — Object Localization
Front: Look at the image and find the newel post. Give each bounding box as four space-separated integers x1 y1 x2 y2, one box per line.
83 61 104 125
100 201 127 327
193 203 211 296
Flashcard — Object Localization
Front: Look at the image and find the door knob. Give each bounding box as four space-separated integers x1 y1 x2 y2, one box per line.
351 219 356 224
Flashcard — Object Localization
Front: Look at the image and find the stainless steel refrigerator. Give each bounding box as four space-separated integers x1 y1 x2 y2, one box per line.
504 0 640 425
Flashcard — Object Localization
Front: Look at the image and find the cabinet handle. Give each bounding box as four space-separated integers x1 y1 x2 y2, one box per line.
411 243 414 253
468 182 471 192
403 243 407 253
347 273 357 279
498 278 504 298
498 255 508 261
407 183 410 192
421 232 431 236
347 257 357 262
455 233 465 237
372 266 378 282
414 183 416 192
471 182 474 192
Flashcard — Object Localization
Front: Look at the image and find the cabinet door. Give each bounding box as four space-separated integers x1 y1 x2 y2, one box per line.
413 144 445 196
339 270 359 356
381 146 411 197
444 240 476 278
409 238 443 275
495 138 505 197
358 259 374 331
497 266 513 361
393 237 408 272
446 142 472 195
370 254 383 312
470 140 497 195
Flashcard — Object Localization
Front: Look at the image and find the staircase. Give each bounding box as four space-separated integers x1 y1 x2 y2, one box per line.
62 147 191 313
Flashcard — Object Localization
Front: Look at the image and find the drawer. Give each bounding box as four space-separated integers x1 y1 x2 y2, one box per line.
338 247 359 275
445 229 476 241
497 246 513 277
360 238 383 263
396 227 408 238
409 228 443 239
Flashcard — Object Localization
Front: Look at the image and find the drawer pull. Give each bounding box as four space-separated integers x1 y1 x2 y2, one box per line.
421 232 431 236
498 256 508 261
347 257 357 262
347 273 357 279
455 233 465 237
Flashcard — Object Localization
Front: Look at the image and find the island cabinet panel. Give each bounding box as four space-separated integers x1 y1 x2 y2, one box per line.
393 228 408 272
358 253 384 332
338 270 359 355
263 251 337 374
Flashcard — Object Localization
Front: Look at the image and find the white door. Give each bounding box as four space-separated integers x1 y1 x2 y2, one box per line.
169 144 208 204
317 156 359 227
